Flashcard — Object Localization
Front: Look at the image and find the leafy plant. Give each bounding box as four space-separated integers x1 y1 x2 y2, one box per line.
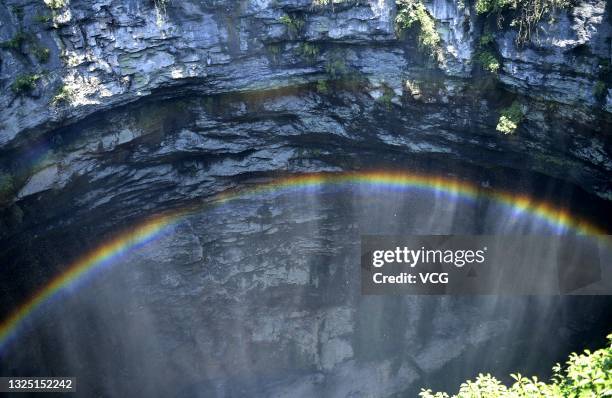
325 57 347 79
280 14 305 37
475 0 569 45
43 0 66 10
420 333 612 397
315 79 329 94
395 0 442 61
378 85 395 109
1 31 29 52
474 30 501 74
1 31 52 63
11 74 41 95
496 101 524 134
33 46 51 63
296 42 320 62
51 84 74 105
479 33 495 47
476 49 500 73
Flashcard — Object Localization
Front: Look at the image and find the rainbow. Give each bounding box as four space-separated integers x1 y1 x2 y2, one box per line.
0 170 607 352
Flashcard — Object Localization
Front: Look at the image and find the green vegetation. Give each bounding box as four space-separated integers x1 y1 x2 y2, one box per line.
1 31 51 64
1 31 29 52
496 101 524 134
475 32 501 73
475 0 510 14
296 42 320 62
312 0 349 10
320 49 365 91
11 74 41 95
475 0 569 45
51 85 74 105
395 0 442 61
280 14 305 37
377 84 395 109
476 49 500 73
33 46 51 63
325 57 348 79
44 0 67 10
479 33 495 47
420 333 612 397
315 79 329 94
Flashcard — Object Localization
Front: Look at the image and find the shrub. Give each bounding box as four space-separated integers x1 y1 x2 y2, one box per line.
476 49 500 73
325 57 347 79
378 84 395 109
420 333 612 398
395 0 442 61
475 0 569 45
1 31 29 52
479 33 495 46
475 30 501 74
51 84 74 105
279 14 305 37
496 101 524 134
11 74 41 95
296 42 320 62
1 32 51 63
315 80 329 94
312 0 349 11
33 46 51 63
44 0 66 10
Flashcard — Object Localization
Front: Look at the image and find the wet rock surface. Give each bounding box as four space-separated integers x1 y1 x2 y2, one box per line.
0 1 611 397
2 186 612 397
0 0 610 196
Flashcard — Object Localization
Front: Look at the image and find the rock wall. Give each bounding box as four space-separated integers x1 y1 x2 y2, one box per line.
0 2 611 396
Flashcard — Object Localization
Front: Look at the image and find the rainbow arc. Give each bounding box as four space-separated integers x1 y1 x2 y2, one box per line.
0 171 606 352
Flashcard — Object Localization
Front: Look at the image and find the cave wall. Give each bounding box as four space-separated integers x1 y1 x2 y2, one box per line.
0 1 611 396
0 0 610 209
0 0 611 331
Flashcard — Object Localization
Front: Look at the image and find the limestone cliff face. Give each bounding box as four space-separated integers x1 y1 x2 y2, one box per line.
0 2 611 396
0 0 611 322
0 0 610 207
